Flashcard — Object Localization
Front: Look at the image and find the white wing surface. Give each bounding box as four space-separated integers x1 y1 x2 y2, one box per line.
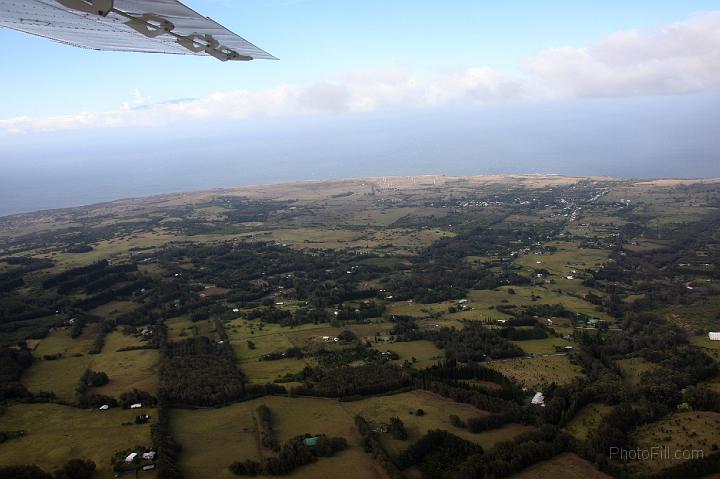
0 0 276 61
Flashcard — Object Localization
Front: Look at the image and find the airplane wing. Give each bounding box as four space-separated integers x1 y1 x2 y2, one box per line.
0 0 276 61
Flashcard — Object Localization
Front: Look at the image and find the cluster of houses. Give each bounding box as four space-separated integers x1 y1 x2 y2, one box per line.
125 451 156 463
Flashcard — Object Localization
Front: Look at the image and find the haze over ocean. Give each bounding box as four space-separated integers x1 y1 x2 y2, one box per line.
2 95 719 217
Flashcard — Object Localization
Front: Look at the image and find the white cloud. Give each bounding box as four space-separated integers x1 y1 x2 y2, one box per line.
2 11 719 133
527 11 720 98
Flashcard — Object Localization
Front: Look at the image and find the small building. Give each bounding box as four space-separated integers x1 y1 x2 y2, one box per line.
130 403 142 409
99 405 109 410
710 332 720 341
303 437 319 447
531 392 545 407
142 465 156 471
125 453 138 463
142 451 156 461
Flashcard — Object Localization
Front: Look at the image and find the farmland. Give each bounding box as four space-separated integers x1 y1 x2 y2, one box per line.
1 175 719 478
0 403 153 479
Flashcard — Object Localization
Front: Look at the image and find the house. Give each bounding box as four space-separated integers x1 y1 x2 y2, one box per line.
99 405 109 410
125 453 138 463
531 392 545 407
142 465 156 471
710 332 720 341
142 451 156 461
303 437 319 447
130 403 142 409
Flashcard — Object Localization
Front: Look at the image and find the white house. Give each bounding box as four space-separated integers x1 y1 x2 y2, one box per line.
531 392 546 407
142 451 156 461
130 403 142 409
125 453 138 463
99 405 109 410
710 332 720 341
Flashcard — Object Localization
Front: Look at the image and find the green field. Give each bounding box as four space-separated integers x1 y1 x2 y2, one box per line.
172 397 378 479
509 453 611 479
564 403 613 440
341 390 534 455
467 286 612 322
511 337 573 355
385 340 445 369
90 332 159 396
166 317 216 341
30 328 74 356
486 355 584 390
23 330 159 400
632 411 720 473
0 403 153 479
615 357 658 386
22 355 91 401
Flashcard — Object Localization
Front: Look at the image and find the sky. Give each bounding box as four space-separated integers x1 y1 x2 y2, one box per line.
1 1 719 214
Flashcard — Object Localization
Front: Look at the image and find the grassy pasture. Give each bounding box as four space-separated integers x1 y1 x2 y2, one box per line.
241 358 308 384
341 390 533 454
88 300 138 321
509 453 611 479
166 317 216 341
467 286 611 322
173 404 260 479
31 328 74 356
663 296 720 331
386 300 456 318
0 403 153 479
616 357 658 386
564 403 613 440
226 319 329 343
90 333 159 396
172 396 378 479
485 355 584 390
632 411 720 473
22 355 91 401
516 242 609 278
67 322 100 355
24 331 158 400
385 340 444 369
511 337 573 355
